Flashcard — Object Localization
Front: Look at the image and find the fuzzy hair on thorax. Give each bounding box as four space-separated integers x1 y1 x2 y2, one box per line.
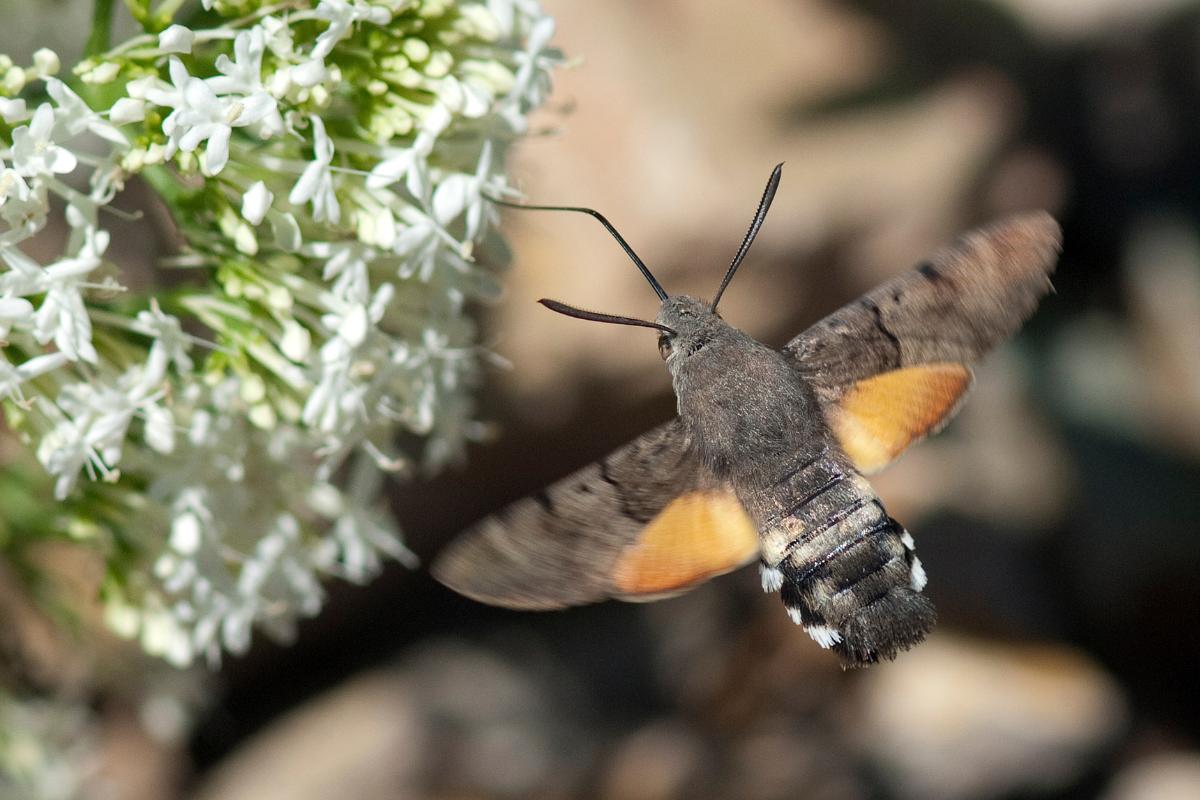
656 296 826 486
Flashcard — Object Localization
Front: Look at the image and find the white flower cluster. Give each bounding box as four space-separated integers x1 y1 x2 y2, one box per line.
0 690 97 799
0 0 560 666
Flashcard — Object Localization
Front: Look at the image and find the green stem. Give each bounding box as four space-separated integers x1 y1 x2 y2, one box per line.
85 0 117 58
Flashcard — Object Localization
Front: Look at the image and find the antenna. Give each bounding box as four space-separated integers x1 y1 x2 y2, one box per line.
487 195 669 301
710 163 783 311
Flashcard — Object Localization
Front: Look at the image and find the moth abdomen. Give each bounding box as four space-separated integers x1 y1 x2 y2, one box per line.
816 514 934 665
752 454 934 667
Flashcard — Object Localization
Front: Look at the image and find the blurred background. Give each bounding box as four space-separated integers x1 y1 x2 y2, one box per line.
4 0 1200 798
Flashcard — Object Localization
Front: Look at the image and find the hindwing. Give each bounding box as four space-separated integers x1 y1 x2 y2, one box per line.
432 420 759 608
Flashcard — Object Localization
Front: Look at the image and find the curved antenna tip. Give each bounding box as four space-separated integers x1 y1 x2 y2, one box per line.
710 163 784 311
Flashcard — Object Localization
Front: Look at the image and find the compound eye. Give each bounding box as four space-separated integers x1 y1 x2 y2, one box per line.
658 334 673 360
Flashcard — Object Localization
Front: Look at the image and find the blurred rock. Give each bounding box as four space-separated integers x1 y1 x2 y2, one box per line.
596 709 867 800
1049 215 1200 457
847 634 1128 800
189 617 874 800
1102 752 1200 800
1124 217 1200 456
191 640 590 800
94 703 185 800
715 720 865 800
190 669 424 800
598 720 706 800
994 0 1190 38
0 558 93 693
638 578 848 722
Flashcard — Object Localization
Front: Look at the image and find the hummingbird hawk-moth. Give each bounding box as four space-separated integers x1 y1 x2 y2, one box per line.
433 165 1061 668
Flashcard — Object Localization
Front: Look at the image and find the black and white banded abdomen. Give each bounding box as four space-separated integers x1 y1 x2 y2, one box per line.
752 451 934 667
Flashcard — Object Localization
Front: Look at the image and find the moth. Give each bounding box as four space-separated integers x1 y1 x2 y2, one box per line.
433 165 1061 667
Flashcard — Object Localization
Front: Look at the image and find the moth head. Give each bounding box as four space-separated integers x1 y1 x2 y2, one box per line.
654 295 728 365
503 164 783 362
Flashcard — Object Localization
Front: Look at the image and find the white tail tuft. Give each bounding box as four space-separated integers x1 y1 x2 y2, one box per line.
806 625 843 649
760 563 784 593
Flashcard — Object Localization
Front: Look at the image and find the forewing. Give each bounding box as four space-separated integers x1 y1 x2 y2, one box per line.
786 212 1061 471
432 420 759 609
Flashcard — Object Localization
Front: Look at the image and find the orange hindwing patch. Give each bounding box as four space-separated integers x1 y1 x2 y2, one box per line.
829 362 973 474
612 490 759 599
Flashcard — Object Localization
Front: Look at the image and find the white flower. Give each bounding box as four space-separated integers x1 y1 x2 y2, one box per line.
125 74 167 102
279 319 312 362
145 59 196 142
241 180 274 226
81 61 120 84
366 148 417 194
209 27 282 135
109 97 146 125
501 14 556 131
29 229 110 363
39 360 173 498
10 104 77 177
0 0 562 670
138 600 193 667
438 75 493 118
312 0 393 60
288 115 339 222
32 48 60 77
148 58 275 175
0 165 36 228
432 140 495 242
304 338 364 434
135 302 194 385
290 59 327 88
143 401 176 454
0 162 42 236
302 281 394 440
310 240 373 302
35 416 94 500
391 207 454 281
488 0 548 38
366 103 451 197
209 27 267 95
0 294 33 337
158 25 195 54
0 231 43 286
269 210 302 251
0 96 29 123
170 512 203 555
312 459 414 580
0 351 67 404
260 14 296 60
47 79 127 146
356 202 397 248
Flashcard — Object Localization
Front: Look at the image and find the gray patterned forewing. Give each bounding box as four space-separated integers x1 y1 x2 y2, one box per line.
786 212 1061 402
432 420 719 609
